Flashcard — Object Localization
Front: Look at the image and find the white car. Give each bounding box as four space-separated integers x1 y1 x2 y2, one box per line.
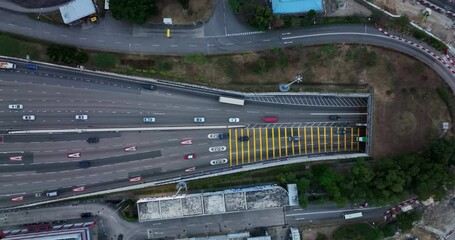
209 146 227 152
210 158 228 165
8 104 23 110
75 115 88 120
194 117 205 123
143 117 156 123
22 115 35 121
229 117 240 123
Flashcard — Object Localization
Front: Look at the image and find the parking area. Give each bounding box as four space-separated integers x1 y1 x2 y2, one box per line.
228 127 366 166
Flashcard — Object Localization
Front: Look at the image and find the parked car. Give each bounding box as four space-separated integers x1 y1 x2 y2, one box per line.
143 117 156 123
22 115 35 121
8 104 23 110
193 117 205 123
184 153 196 160
338 129 346 135
238 136 249 141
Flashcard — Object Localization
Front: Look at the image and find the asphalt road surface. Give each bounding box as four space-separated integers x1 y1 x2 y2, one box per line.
0 63 367 207
0 201 388 240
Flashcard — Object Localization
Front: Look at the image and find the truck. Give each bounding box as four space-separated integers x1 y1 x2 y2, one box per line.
0 61 16 69
356 136 368 142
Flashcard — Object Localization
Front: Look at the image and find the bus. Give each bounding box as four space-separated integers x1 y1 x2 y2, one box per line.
343 212 363 220
219 96 245 106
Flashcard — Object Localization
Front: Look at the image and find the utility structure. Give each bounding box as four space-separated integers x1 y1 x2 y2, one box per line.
279 74 303 92
419 8 431 23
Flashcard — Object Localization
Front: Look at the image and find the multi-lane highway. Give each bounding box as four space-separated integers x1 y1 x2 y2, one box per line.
0 61 367 207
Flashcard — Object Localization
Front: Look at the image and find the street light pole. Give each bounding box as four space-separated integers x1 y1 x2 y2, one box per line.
279 74 303 92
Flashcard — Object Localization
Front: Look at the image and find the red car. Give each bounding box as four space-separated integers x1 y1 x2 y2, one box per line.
262 116 278 123
184 153 196 160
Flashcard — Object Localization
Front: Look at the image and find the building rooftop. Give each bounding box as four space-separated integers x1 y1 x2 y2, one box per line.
59 0 96 24
271 0 323 14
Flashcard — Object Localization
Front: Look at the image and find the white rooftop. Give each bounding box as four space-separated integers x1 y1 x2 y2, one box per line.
59 0 96 24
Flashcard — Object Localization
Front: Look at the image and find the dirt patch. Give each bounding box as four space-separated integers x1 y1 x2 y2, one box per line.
373 0 455 47
149 0 214 24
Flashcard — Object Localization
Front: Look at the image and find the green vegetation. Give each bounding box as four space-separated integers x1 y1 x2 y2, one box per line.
91 53 119 69
118 199 138 221
184 54 210 64
332 223 384 240
0 35 38 59
110 0 158 24
396 211 422 231
316 233 328 240
46 45 88 65
228 0 272 30
437 87 454 117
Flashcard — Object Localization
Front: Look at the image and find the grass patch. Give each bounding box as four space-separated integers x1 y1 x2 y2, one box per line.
436 87 454 118
0 35 39 59
91 53 119 69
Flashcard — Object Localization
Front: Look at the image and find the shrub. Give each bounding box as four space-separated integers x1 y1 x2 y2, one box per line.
92 53 118 68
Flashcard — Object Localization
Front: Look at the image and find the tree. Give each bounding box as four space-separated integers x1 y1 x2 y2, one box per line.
253 6 273 31
46 45 88 65
396 211 422 231
333 223 383 240
110 0 158 24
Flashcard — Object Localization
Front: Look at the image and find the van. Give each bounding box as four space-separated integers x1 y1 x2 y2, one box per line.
46 191 59 197
80 212 93 218
262 116 278 123
78 161 91 168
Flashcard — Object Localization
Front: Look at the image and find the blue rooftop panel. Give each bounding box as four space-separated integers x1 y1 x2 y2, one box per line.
272 0 323 14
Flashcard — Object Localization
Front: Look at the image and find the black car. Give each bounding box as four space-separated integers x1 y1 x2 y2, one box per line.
78 161 91 168
143 84 156 90
118 234 124 240
329 115 340 120
238 136 249 141
81 212 93 218
219 133 229 139
86 137 99 144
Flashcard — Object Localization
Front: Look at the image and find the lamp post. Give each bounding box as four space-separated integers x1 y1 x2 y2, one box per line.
279 74 303 92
